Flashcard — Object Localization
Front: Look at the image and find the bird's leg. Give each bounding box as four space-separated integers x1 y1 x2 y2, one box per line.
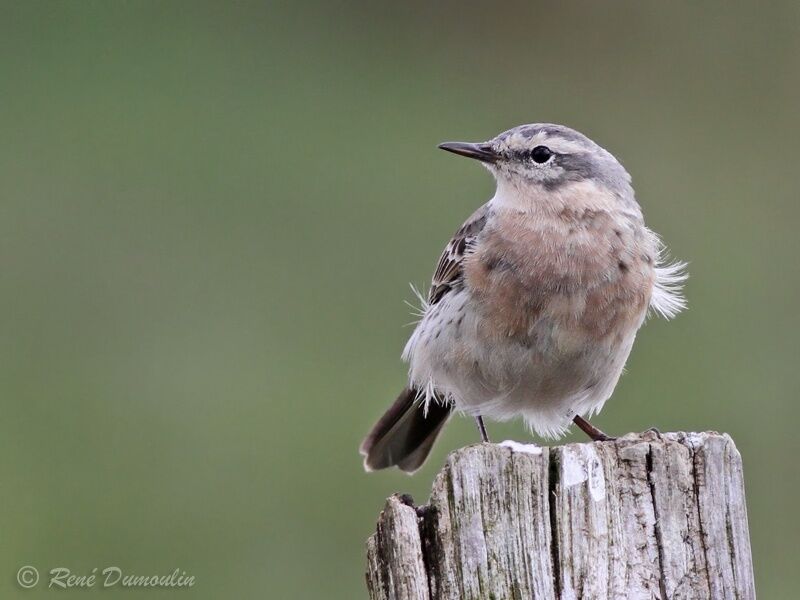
475 416 490 443
573 415 616 442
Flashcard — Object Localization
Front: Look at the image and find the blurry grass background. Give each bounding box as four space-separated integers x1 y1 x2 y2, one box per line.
1 1 798 598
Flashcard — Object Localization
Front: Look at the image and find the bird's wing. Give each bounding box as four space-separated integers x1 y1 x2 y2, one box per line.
428 203 490 305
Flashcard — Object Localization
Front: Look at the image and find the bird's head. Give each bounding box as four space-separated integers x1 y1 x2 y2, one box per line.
439 123 634 208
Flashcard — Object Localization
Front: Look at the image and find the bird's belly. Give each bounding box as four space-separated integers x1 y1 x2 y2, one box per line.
405 283 648 437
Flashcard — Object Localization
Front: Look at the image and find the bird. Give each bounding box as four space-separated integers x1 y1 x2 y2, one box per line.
360 123 687 473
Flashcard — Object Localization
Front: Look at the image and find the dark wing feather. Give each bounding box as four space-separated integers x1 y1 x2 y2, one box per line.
359 205 490 472
428 204 490 305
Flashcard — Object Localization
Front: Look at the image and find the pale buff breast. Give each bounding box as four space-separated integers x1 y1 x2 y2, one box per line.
464 206 656 354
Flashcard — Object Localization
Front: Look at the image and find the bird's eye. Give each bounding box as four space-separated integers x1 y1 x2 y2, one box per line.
530 146 553 164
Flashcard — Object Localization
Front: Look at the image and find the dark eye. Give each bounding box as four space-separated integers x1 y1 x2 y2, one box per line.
531 145 553 164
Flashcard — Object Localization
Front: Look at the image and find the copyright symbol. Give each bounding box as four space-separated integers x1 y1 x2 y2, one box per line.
16 565 39 588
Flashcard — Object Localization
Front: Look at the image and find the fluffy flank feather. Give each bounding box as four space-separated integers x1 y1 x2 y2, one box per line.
404 283 429 320
524 416 572 440
401 283 429 359
408 379 436 416
650 246 688 320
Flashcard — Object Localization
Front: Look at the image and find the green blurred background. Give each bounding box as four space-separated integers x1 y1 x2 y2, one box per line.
1 1 798 597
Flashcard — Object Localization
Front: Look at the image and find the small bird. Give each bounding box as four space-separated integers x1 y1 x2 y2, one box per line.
360 123 686 473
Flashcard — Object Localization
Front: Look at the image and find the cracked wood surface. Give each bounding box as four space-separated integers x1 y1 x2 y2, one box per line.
365 432 755 600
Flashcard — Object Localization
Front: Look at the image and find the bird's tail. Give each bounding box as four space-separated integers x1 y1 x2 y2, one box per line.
360 387 451 473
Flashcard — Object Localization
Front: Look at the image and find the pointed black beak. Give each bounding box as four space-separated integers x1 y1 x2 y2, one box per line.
438 141 499 164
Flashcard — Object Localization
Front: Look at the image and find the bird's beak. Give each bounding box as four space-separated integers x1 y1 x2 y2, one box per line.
438 141 499 164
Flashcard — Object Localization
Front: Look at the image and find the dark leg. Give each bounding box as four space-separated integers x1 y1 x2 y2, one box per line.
573 415 616 442
475 416 490 443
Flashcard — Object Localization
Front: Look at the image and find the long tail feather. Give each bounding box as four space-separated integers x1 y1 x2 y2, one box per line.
360 387 451 474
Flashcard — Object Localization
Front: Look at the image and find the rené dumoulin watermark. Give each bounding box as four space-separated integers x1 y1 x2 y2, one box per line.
16 565 195 589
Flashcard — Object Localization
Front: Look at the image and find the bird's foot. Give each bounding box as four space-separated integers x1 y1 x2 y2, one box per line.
643 426 664 439
573 415 617 442
475 416 490 443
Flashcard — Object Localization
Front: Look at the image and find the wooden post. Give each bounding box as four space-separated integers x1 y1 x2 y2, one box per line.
365 431 755 600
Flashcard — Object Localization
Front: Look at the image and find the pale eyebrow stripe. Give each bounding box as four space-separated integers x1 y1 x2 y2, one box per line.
502 132 588 155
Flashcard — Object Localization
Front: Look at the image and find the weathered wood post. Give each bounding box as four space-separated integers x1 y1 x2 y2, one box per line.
366 431 755 599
